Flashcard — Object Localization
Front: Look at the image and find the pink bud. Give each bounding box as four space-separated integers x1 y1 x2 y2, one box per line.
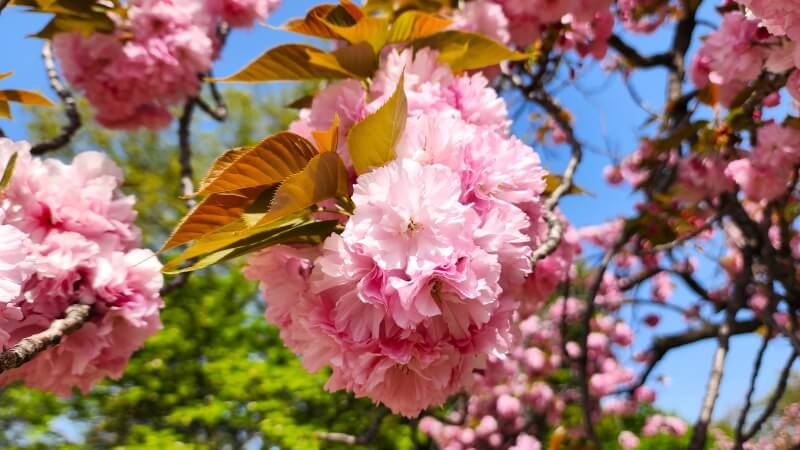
604 165 625 185
634 386 657 404
644 314 661 327
475 415 498 437
523 348 547 372
496 394 522 418
618 431 641 450
763 92 781 107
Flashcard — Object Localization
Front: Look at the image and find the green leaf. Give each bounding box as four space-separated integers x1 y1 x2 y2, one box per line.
213 44 352 83
411 30 529 72
164 220 340 274
196 132 318 196
256 152 350 226
347 74 407 175
0 152 18 193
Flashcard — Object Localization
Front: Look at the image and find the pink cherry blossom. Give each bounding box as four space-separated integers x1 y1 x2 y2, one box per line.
0 139 163 396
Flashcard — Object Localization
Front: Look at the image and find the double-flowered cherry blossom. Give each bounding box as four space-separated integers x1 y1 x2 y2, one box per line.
245 47 560 417
0 138 163 396
53 0 280 129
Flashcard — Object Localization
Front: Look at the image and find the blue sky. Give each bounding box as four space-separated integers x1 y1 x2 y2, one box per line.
0 0 797 425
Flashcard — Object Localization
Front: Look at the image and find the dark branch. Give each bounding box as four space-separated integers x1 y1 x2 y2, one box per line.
741 350 798 443
0 304 91 374
31 42 82 156
618 318 762 395
608 35 674 69
734 333 771 447
528 90 582 265
178 98 197 204
0 0 10 15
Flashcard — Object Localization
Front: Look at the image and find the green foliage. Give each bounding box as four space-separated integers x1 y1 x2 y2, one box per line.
0 87 412 450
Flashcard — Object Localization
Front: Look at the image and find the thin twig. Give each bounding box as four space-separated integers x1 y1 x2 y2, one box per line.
196 73 227 122
576 234 630 446
179 98 197 205
161 99 200 295
529 91 583 265
315 408 388 445
0 304 91 374
607 34 674 69
622 299 712 326
31 41 81 156
740 351 799 443
734 332 771 448
617 318 762 395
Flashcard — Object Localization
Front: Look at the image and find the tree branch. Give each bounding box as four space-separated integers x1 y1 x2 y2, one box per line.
178 98 197 203
608 35 674 69
734 332 771 448
31 41 81 156
688 310 732 450
740 351 798 443
618 318 762 395
529 91 582 265
315 408 388 445
196 74 228 122
0 304 91 374
0 0 10 15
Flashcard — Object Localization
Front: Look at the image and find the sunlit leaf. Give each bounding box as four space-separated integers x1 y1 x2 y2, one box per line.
312 113 339 153
412 30 529 72
0 152 18 194
194 147 250 195
544 174 590 197
0 72 12 81
214 44 352 83
0 101 10 119
282 3 363 38
388 10 451 43
283 4 341 38
347 74 407 175
164 219 340 274
323 15 390 53
0 89 53 107
160 186 269 253
256 152 350 226
306 42 378 79
197 132 318 196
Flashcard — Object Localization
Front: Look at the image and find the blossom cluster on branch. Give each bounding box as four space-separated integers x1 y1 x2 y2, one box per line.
244 46 565 417
0 138 163 395
52 0 279 129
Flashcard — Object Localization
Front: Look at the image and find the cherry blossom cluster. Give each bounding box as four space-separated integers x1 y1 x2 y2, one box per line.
691 1 800 106
0 138 163 396
417 230 689 449
243 48 566 417
452 0 671 63
53 0 280 129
